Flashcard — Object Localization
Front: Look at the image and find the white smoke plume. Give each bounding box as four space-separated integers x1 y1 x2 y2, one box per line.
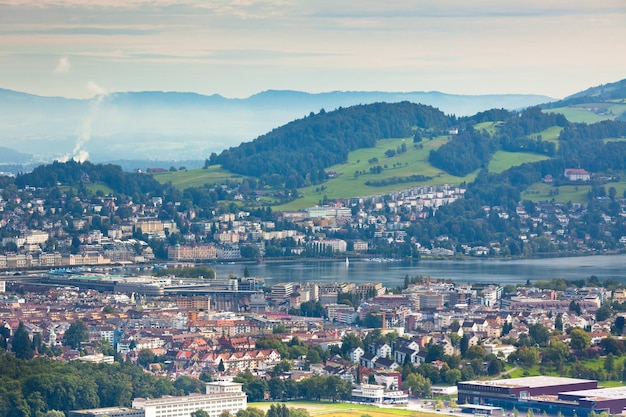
72 81 109 162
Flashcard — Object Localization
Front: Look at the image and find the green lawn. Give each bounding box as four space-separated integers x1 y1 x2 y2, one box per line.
85 183 114 195
152 165 244 188
248 401 435 417
488 151 550 174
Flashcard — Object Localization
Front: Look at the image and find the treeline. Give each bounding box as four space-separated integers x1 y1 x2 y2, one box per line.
211 102 450 187
234 370 352 402
0 353 188 417
429 129 497 176
15 160 165 197
429 107 567 177
364 174 432 187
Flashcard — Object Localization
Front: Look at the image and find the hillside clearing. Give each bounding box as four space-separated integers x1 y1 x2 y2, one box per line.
488 151 549 174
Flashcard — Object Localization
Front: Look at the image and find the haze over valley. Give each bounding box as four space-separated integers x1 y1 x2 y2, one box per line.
0 88 554 166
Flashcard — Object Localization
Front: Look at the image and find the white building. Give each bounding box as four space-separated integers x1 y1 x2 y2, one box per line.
351 384 408 404
132 381 246 417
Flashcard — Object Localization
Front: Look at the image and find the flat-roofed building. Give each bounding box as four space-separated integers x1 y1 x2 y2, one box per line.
457 376 626 417
69 407 144 417
132 381 246 417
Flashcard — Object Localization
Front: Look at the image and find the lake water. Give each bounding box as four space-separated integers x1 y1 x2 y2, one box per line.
211 254 626 287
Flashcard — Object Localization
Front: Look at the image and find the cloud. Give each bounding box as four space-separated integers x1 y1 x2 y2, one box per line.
53 56 71 73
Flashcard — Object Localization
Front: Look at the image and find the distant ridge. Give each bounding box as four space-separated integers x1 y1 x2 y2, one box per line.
0 86 554 164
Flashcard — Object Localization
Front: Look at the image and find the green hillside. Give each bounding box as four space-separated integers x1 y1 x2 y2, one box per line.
152 165 243 189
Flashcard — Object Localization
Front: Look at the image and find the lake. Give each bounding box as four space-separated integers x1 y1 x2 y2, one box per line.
210 254 626 287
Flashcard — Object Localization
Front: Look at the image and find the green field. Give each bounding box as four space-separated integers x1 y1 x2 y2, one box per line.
522 179 626 204
488 151 550 174
536 126 563 149
474 121 501 135
150 133 568 211
86 183 114 195
249 401 435 417
153 165 244 188
275 136 477 210
522 183 593 204
546 101 626 124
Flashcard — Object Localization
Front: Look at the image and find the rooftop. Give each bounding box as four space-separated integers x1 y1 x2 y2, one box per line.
462 376 596 389
562 386 626 401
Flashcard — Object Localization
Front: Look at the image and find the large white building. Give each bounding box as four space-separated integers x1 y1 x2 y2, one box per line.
132 381 247 417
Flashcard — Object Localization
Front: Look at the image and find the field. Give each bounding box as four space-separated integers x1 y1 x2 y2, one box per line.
248 401 436 417
545 102 626 124
153 165 244 189
275 136 476 210
522 178 626 204
150 133 563 211
536 126 563 149
488 151 549 174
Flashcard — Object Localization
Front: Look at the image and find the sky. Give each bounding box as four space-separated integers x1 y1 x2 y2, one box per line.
1 0 625 100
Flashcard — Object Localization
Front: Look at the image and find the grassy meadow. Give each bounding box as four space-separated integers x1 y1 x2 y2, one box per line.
275 136 476 210
522 177 626 204
153 165 244 189
488 151 550 174
248 401 435 417
544 102 626 124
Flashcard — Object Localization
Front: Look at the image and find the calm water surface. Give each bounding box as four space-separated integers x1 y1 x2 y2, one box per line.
211 254 626 287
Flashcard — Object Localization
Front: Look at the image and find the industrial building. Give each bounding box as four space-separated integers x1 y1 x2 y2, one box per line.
458 376 626 416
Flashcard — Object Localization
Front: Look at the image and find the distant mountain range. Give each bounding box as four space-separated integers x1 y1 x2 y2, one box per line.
0 87 554 168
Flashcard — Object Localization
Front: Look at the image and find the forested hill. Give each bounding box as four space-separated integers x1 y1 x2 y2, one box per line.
210 102 451 186
542 78 626 109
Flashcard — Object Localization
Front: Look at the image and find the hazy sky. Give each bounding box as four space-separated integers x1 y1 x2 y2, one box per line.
1 0 625 99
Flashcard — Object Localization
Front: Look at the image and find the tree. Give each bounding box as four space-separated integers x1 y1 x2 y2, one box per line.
240 245 260 259
268 377 285 399
44 412 65 417
460 334 469 358
246 379 268 402
555 313 564 332
404 372 431 396
340 333 364 355
596 303 612 322
529 323 550 346
191 411 210 417
570 328 591 351
613 316 625 335
63 319 89 349
174 375 205 395
218 359 225 372
137 348 156 368
466 345 486 361
273 324 288 334
516 346 540 368
569 300 582 315
12 322 34 360
604 353 615 373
